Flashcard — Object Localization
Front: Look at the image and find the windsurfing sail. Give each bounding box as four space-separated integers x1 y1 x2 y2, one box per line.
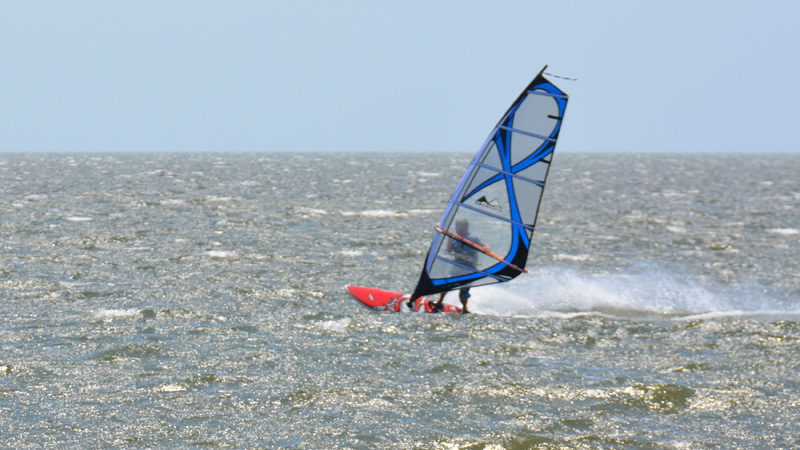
409 66 568 301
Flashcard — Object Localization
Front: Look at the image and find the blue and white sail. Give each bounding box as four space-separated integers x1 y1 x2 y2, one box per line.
410 67 568 300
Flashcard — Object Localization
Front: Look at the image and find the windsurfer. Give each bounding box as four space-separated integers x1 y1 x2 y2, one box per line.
432 218 488 314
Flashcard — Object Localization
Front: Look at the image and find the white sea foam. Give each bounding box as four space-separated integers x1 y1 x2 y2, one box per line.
552 253 595 262
319 318 352 332
297 207 328 216
340 208 437 217
676 310 800 321
205 195 235 202
203 250 237 258
159 199 186 206
157 384 187 393
339 249 364 257
654 190 687 198
66 216 93 222
722 221 746 227
407 209 439 215
341 210 406 218
767 228 799 236
92 308 140 320
469 267 789 320
142 169 174 177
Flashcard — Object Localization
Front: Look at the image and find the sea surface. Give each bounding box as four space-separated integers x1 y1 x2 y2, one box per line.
1 152 799 448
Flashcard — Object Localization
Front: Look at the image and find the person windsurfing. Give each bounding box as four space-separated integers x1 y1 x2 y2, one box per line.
430 218 489 314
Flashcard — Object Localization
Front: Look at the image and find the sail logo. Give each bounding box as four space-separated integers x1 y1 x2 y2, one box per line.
476 196 502 212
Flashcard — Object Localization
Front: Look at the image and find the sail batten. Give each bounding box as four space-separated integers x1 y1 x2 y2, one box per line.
527 90 568 99
409 67 568 301
432 256 508 282
497 125 556 142
473 162 546 187
449 201 536 230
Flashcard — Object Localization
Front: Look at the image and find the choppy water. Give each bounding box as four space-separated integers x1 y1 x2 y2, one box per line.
1 152 799 448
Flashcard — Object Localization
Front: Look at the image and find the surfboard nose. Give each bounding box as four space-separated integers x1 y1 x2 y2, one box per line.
347 285 405 309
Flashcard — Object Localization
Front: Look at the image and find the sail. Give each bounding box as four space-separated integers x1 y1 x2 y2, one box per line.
410 67 568 300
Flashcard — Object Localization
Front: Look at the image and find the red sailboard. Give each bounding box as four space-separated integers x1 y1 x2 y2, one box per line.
346 285 462 314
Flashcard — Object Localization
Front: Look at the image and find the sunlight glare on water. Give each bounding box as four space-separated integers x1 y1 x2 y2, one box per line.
0 152 799 447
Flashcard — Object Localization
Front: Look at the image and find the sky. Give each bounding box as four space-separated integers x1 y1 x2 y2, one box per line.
1 1 798 153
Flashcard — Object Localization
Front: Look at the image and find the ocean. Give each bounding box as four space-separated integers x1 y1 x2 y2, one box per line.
1 152 799 447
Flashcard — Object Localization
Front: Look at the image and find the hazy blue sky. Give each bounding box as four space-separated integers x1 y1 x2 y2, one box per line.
1 1 798 153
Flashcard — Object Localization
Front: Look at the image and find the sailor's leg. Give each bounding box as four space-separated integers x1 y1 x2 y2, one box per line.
459 288 471 314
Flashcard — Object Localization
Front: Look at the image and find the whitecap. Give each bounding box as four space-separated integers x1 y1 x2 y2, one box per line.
656 191 687 198
552 253 595 262
66 216 93 222
202 250 237 258
205 196 235 202
92 308 140 320
319 318 352 332
143 169 173 177
676 310 800 321
297 207 328 216
407 209 439 215
157 384 187 393
340 210 406 218
159 199 186 206
767 228 799 236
